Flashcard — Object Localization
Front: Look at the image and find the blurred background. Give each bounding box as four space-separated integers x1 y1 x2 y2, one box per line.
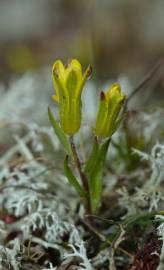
0 0 164 127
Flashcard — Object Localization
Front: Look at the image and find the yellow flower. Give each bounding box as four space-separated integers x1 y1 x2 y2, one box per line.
52 59 92 135
94 83 125 137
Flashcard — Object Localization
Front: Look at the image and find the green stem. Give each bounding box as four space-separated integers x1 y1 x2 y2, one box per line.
69 136 92 216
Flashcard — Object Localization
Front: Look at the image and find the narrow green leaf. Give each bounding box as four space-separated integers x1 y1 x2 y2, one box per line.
84 137 99 174
48 107 72 155
89 138 110 213
64 155 86 197
90 168 102 213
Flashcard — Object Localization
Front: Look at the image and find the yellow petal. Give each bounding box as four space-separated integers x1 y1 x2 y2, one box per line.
65 59 82 85
52 60 65 79
75 64 92 98
105 83 121 101
70 59 82 76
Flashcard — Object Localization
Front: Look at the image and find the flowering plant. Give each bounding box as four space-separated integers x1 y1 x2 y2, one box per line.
48 59 125 215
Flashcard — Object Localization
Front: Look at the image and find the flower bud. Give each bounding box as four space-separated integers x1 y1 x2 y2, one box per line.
94 83 125 137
